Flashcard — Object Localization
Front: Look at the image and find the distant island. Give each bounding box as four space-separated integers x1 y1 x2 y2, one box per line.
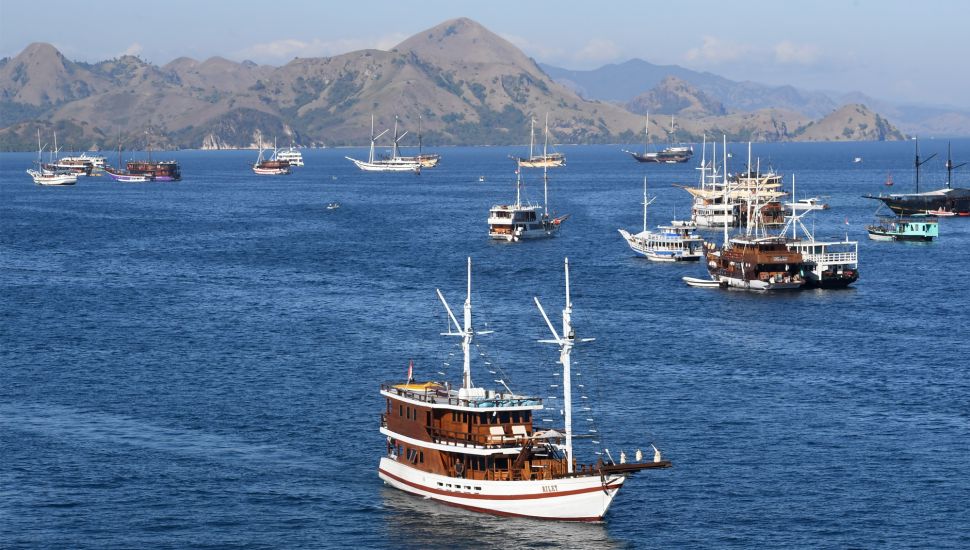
0 18 907 151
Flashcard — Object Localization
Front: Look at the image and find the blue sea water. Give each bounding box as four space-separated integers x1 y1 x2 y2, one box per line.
2 141 969 549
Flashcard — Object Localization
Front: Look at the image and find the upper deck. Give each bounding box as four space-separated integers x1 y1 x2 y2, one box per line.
381 382 542 412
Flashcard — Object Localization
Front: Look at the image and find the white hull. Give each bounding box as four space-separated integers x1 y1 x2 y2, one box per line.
253 166 290 175
378 458 623 521
693 213 735 227
618 229 703 262
27 169 77 185
346 156 420 172
713 274 803 291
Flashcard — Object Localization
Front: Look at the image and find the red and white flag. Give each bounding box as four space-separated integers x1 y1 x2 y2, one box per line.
407 359 414 382
845 217 850 225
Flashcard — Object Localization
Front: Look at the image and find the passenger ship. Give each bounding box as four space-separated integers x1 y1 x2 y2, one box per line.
378 258 671 521
488 169 566 241
275 147 304 167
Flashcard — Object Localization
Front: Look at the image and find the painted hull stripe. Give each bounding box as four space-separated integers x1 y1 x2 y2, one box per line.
378 467 614 501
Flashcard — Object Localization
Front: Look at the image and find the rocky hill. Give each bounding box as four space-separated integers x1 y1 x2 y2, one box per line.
793 104 905 141
0 18 906 150
626 76 726 117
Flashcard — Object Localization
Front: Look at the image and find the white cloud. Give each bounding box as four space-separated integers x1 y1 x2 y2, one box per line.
774 40 821 65
575 38 621 64
121 42 143 57
501 33 565 62
684 36 751 64
235 33 409 63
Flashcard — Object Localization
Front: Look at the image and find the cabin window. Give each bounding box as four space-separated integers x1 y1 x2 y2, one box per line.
499 412 510 424
523 411 531 422
512 412 520 423
426 412 431 426
462 412 467 423
419 451 424 463
405 407 409 420
399 405 403 417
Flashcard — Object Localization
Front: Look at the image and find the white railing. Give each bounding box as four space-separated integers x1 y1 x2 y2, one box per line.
804 252 857 264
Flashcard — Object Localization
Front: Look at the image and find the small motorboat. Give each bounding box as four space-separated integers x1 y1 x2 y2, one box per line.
854 157 863 163
682 276 725 288
925 208 956 217
478 175 486 182
327 202 341 210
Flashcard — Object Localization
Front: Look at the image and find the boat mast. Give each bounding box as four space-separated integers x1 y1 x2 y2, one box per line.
792 174 797 240
722 135 729 246
945 142 967 189
515 168 522 208
543 164 549 217
534 258 592 475
543 113 550 161
392 117 399 159
914 138 937 194
698 134 707 188
418 115 423 158
461 257 473 390
529 117 536 160
644 113 650 155
643 176 649 233
369 115 376 164
436 257 475 391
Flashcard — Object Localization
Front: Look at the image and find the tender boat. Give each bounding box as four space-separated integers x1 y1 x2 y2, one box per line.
378 258 671 521
346 115 422 172
682 276 724 288
488 167 566 242
514 114 565 168
866 216 938 241
326 202 341 210
618 177 704 262
785 196 829 212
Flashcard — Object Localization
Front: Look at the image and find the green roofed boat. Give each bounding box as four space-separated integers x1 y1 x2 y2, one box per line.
866 216 938 241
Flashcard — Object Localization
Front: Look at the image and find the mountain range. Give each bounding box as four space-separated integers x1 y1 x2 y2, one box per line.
540 59 970 138
0 18 911 151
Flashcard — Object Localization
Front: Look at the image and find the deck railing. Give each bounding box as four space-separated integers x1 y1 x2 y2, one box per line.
380 383 542 409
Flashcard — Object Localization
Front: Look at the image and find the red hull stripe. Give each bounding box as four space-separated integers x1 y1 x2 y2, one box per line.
378 467 612 501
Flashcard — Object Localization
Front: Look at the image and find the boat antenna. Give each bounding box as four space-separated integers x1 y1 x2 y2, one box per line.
792 174 797 240
535 258 595 475
945 141 967 189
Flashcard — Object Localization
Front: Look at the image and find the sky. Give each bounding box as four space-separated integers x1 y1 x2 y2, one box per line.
1 0 968 109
